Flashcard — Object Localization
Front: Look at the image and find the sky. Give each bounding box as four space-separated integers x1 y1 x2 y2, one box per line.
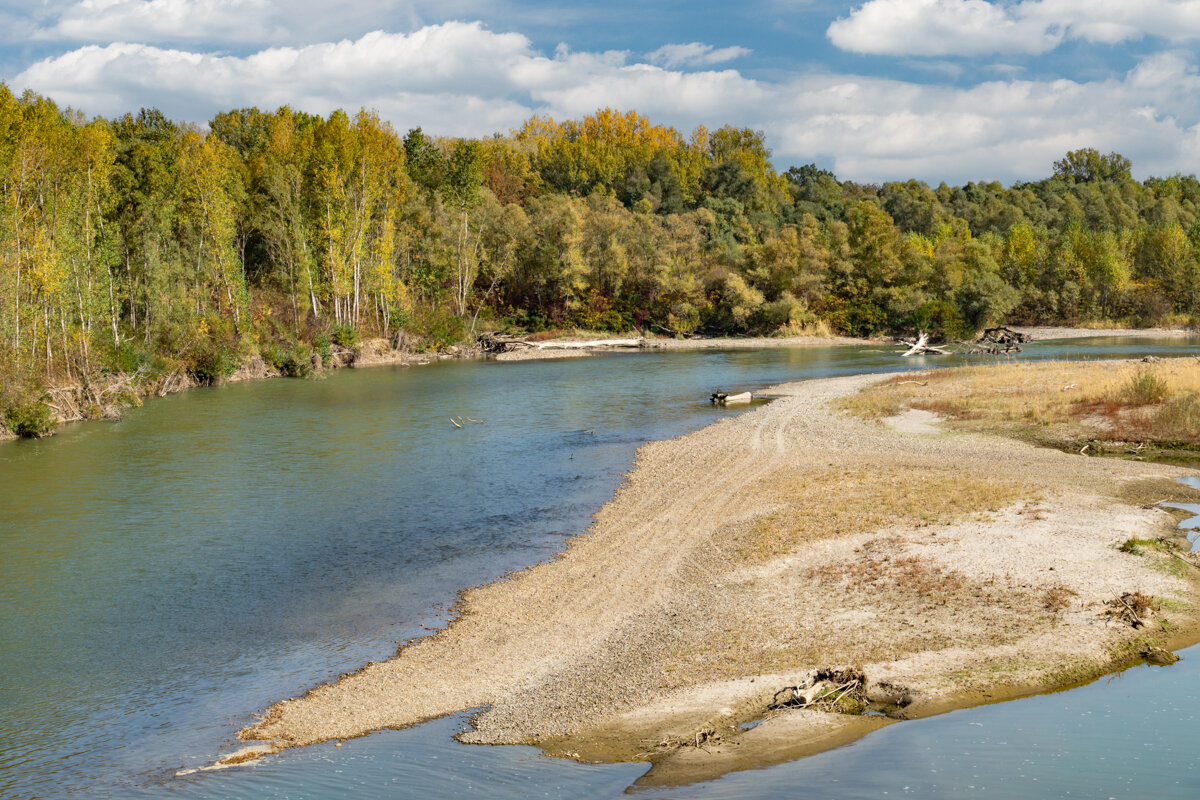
3 0 1200 184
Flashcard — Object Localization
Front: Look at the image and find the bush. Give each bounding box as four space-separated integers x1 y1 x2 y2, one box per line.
1119 369 1169 406
330 323 358 348
109 341 163 376
278 344 315 378
388 307 411 331
187 343 240 385
909 300 971 341
3 398 54 438
1148 393 1200 442
312 332 333 363
408 307 466 351
262 342 314 378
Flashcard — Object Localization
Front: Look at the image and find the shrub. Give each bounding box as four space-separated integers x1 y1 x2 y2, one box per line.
388 307 411 332
408 307 466 351
330 323 358 348
1147 393 1200 443
3 398 54 438
262 342 314 378
187 343 239 385
278 344 314 378
109 341 161 375
312 332 333 363
1118 368 1169 406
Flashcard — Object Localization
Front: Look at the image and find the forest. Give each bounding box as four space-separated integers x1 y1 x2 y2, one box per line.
2 83 1200 433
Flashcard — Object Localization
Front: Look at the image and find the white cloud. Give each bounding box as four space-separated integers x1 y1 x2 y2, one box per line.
645 42 751 69
36 0 491 45
828 0 1200 57
11 20 1200 182
829 0 1060 56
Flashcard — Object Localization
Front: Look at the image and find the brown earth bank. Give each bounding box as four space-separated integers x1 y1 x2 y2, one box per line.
215 362 1200 786
0 338 455 440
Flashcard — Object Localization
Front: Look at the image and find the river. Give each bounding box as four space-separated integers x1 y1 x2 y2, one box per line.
1 336 1198 799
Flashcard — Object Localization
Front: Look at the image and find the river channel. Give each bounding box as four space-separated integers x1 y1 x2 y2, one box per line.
2 336 1198 799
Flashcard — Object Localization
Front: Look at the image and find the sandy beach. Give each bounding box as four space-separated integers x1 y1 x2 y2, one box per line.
224 364 1200 785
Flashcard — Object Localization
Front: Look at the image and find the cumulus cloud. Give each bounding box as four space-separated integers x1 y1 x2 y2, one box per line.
35 0 491 45
829 0 1060 56
11 20 1200 182
645 42 751 69
828 0 1200 57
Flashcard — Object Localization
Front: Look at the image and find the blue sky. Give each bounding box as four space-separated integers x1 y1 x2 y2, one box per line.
3 1 1200 183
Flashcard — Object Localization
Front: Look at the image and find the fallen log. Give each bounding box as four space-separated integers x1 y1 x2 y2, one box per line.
971 326 1028 353
477 333 646 353
529 337 645 350
897 331 953 356
711 391 752 406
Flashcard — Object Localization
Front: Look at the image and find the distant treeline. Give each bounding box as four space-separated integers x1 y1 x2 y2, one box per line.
2 84 1199 419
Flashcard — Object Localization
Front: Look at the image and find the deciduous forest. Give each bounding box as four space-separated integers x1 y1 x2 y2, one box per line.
2 85 1199 433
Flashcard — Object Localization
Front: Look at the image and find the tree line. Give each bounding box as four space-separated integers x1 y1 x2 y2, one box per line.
3 85 1200 428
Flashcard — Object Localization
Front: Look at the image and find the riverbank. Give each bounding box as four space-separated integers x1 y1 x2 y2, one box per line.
4 326 1193 441
0 338 454 441
486 326 1197 363
225 359 1200 786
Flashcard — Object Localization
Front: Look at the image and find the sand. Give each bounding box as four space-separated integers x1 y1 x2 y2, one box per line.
217 369 1200 784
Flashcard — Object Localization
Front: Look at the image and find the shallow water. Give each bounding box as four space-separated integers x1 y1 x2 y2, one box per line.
1165 476 1200 550
1 336 1198 799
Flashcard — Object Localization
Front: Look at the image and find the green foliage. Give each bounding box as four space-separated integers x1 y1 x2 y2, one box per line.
1054 149 1133 184
186 342 240 385
1119 537 1168 556
330 323 358 348
3 86 1200 417
910 301 971 341
312 332 333 363
262 341 314 378
408 307 466 351
107 341 165 377
2 397 54 438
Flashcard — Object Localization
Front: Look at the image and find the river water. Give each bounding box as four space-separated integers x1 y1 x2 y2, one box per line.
1 337 1198 799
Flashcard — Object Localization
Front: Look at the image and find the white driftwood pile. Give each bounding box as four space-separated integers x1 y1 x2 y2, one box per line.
478 333 645 354
897 331 952 357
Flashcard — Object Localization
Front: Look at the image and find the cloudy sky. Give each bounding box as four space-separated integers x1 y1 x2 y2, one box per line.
4 1 1200 183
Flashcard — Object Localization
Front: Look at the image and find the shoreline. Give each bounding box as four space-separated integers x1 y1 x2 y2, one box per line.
487 325 1198 363
222 364 1200 786
4 326 1194 441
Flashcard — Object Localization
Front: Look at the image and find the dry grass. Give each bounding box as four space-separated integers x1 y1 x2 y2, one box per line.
730 466 1029 563
775 319 834 338
841 358 1200 448
1043 585 1079 612
808 549 967 606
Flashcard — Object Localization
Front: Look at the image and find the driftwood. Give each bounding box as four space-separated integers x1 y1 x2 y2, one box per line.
477 333 645 354
1106 591 1154 628
711 391 752 406
770 667 868 712
897 331 953 357
959 326 1030 354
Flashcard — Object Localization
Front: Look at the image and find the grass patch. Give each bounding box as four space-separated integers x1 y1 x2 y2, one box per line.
731 466 1029 563
1043 585 1078 612
842 358 1200 453
1118 537 1169 555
